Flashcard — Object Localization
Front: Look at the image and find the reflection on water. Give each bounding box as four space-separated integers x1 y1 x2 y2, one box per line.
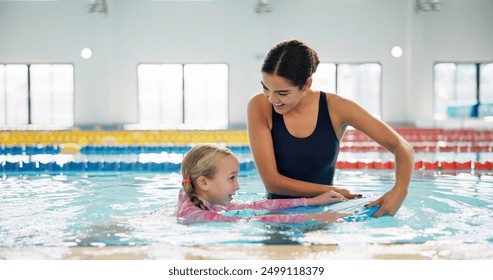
1 170 492 249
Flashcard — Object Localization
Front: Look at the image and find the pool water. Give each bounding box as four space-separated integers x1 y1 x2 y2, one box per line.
1 169 492 248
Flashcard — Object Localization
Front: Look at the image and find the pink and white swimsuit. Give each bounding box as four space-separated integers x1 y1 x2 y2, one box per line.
176 189 307 224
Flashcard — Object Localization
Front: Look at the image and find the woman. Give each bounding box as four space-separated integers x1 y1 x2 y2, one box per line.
247 39 414 217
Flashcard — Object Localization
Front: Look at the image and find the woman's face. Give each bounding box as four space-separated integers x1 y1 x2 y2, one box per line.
261 73 305 114
206 154 240 207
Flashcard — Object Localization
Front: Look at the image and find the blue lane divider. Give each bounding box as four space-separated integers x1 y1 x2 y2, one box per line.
1 145 61 155
1 160 256 174
1 145 251 155
1 144 256 174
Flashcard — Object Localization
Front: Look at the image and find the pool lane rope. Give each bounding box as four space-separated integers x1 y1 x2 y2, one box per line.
1 160 492 173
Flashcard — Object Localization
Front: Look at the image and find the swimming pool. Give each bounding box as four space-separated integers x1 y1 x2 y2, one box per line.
1 128 492 259
1 149 493 259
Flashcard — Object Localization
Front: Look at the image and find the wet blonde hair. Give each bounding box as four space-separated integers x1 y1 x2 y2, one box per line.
181 144 234 211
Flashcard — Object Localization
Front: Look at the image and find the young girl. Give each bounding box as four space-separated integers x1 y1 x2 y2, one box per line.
176 144 350 225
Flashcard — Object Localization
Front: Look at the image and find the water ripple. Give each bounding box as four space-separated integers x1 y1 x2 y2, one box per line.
1 170 492 249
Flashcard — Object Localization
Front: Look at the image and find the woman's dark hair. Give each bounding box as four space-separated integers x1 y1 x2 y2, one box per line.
261 39 320 89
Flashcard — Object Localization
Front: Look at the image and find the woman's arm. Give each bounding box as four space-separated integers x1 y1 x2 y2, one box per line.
247 94 359 198
331 95 414 217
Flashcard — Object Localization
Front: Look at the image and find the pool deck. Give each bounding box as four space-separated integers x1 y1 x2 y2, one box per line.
2 242 492 260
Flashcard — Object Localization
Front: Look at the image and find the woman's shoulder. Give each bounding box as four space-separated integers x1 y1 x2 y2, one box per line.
324 92 360 126
325 92 355 108
248 92 268 104
323 91 341 100
247 93 271 113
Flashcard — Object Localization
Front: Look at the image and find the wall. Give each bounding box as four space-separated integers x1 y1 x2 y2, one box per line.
1 0 492 127
411 0 493 123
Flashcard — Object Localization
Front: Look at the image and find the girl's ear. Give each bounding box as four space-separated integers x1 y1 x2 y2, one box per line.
195 175 210 191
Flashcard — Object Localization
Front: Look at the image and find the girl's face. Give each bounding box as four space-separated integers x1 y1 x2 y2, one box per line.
261 73 306 115
205 154 240 207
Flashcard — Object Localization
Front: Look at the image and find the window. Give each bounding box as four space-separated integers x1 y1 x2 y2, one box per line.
434 62 493 118
0 64 74 126
0 65 28 125
138 64 228 127
138 64 183 125
311 63 336 93
480 64 493 103
312 63 382 118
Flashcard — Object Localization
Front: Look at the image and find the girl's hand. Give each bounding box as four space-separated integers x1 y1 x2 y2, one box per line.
304 212 351 222
306 190 346 206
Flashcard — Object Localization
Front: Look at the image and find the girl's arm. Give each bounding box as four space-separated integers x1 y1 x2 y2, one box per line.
227 190 346 211
177 206 240 225
226 198 307 211
256 211 350 223
180 208 348 225
178 191 349 224
177 195 305 224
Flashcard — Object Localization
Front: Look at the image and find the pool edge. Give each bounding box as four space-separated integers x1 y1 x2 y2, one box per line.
2 242 492 260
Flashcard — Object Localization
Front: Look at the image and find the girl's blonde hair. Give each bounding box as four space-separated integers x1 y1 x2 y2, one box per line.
181 144 234 211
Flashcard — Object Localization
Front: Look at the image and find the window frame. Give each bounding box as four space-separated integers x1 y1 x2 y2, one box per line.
312 62 383 118
433 62 493 119
137 63 229 128
0 63 75 127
